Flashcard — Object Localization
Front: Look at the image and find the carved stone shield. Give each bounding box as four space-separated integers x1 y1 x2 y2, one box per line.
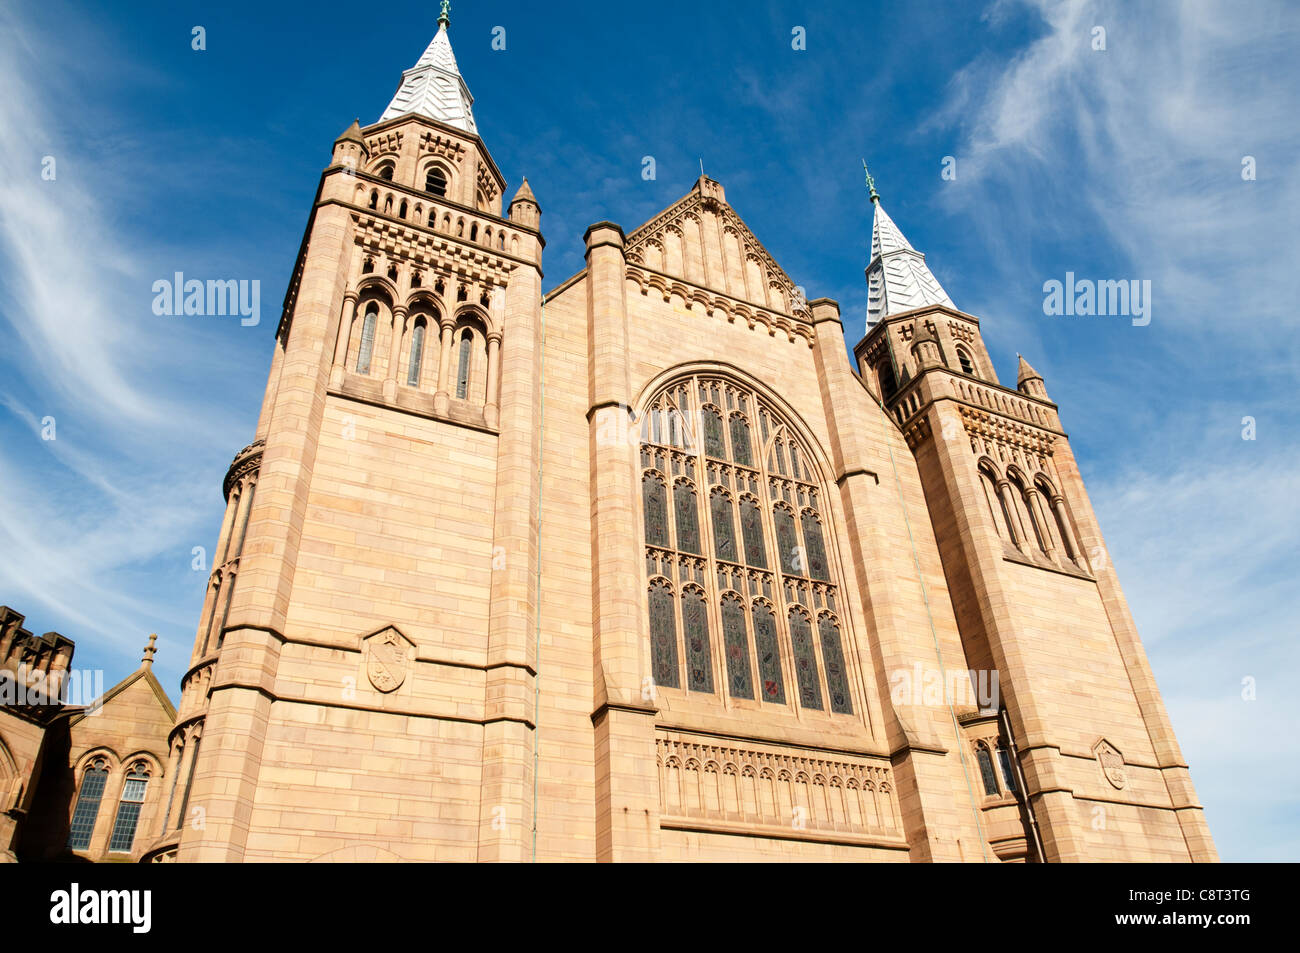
1093 739 1127 790
364 627 412 693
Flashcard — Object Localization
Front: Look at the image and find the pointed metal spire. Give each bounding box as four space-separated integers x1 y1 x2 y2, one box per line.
863 164 954 327
379 6 478 133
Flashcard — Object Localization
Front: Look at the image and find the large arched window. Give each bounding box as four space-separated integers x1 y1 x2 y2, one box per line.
639 374 855 716
68 756 110 850
108 760 150 852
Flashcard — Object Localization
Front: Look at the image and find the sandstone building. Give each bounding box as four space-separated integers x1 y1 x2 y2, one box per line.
1 606 174 862
138 11 1216 862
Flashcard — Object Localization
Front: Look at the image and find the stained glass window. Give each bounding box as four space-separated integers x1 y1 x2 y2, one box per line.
68 759 109 850
648 580 679 689
673 482 700 554
108 763 149 852
729 415 753 467
703 407 725 459
721 594 753 699
775 506 800 575
818 615 852 714
752 602 785 704
638 376 851 715
710 489 736 563
789 609 823 710
406 320 426 385
356 304 377 374
802 512 830 581
643 474 669 547
682 588 713 693
740 498 767 568
977 746 999 796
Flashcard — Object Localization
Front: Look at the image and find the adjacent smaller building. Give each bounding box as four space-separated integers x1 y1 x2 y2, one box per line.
0 605 174 862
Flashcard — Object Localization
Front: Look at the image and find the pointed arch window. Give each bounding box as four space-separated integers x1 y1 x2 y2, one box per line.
740 497 767 568
788 608 823 711
721 593 754 700
108 761 150 852
455 330 472 399
818 614 853 714
673 480 701 554
976 745 1000 796
376 162 394 181
877 359 898 402
703 406 725 459
425 166 447 196
67 757 110 850
648 579 679 690
356 303 378 374
710 488 737 563
682 587 713 693
997 745 1018 794
643 473 669 548
751 601 786 703
802 511 830 581
729 414 753 467
775 505 800 574
407 319 427 386
956 347 975 376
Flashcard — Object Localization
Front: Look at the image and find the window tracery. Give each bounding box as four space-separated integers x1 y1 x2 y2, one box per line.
639 375 855 717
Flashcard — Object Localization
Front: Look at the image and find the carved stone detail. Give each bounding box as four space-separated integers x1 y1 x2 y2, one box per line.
362 626 415 693
1093 738 1127 790
656 732 899 836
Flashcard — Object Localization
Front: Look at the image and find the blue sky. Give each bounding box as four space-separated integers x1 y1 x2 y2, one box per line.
1 0 1296 861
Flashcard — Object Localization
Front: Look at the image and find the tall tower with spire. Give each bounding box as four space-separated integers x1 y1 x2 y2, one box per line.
852 169 1216 862
144 7 548 862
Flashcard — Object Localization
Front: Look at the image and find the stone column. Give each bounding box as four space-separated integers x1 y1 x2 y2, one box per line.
997 480 1026 552
328 293 358 388
484 331 502 429
1050 495 1081 564
584 221 659 862
1024 487 1056 557
383 306 407 402
434 316 455 416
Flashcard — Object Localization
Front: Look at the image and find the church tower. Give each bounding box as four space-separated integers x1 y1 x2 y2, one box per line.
145 5 546 862
852 170 1217 861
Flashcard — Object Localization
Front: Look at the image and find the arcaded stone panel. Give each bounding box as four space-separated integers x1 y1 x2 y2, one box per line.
241 700 482 862
655 731 903 840
281 397 497 660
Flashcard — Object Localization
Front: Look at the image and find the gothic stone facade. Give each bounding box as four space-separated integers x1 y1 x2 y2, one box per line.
140 21 1216 863
2 608 174 862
